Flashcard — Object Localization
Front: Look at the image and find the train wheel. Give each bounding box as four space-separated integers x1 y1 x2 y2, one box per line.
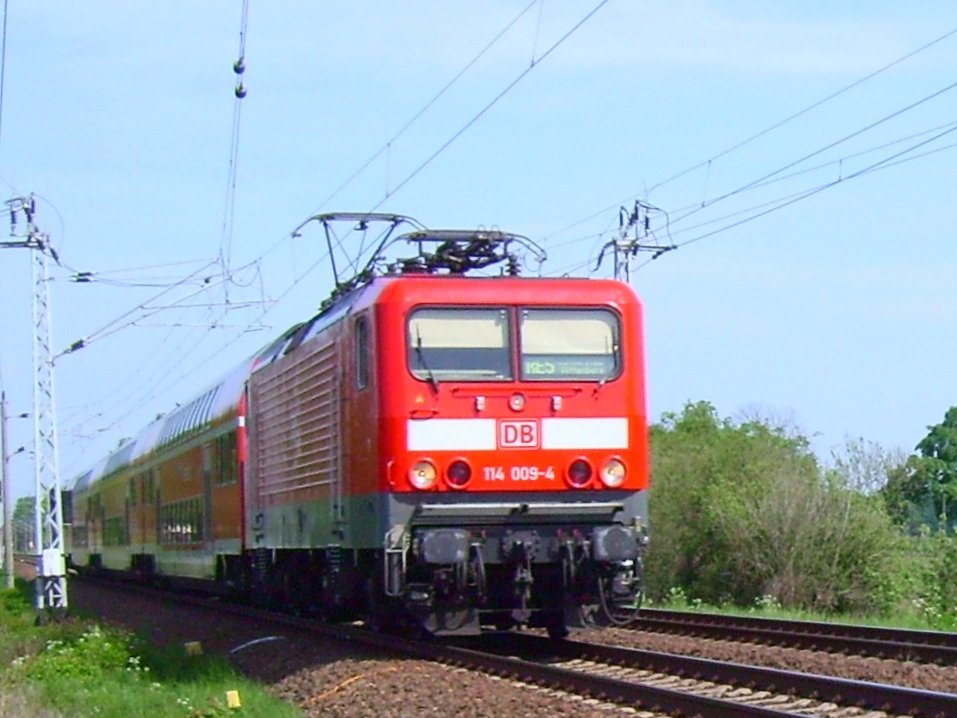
546 621 569 640
364 572 398 633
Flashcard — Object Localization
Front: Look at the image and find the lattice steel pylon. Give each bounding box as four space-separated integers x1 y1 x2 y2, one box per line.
3 196 67 615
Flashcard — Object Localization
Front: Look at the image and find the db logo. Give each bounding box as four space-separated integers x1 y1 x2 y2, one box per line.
498 420 540 448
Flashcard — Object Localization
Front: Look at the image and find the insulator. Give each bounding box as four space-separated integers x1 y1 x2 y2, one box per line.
233 58 245 75
234 83 247 99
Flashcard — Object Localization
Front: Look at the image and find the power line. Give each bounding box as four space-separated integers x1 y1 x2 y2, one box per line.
314 0 540 213
670 79 957 228
544 115 957 281
659 119 957 237
644 24 957 199
0 0 9 159
625 123 957 273
220 0 251 305
543 23 957 246
195 0 613 358
364 0 610 212
56 258 223 357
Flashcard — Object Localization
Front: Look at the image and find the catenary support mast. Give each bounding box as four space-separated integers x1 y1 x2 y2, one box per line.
2 195 67 613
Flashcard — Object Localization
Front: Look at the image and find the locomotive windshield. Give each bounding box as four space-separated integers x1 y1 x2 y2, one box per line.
408 307 512 380
520 308 619 381
407 306 621 383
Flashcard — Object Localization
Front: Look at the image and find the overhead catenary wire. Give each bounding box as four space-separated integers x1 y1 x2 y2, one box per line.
643 24 957 200
542 23 957 246
55 258 223 357
361 0 610 214
667 78 957 229
544 59 957 276
63 256 224 287
220 0 251 306
677 123 957 249
204 0 612 346
314 0 541 213
309 0 566 273
0 0 8 162
543 116 957 280
658 120 957 238
617 123 957 276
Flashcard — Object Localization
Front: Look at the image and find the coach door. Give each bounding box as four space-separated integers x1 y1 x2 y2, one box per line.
340 312 379 545
202 443 214 549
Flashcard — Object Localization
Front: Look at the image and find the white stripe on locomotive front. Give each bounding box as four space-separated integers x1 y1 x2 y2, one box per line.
405 417 628 451
542 417 628 449
407 418 497 450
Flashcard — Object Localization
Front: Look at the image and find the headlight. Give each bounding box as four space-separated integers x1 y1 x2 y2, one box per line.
409 460 437 490
600 458 626 488
566 458 592 488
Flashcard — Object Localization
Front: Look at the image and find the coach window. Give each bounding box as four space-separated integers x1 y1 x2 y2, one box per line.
355 316 370 389
408 307 512 381
216 433 238 485
520 308 620 381
144 469 155 504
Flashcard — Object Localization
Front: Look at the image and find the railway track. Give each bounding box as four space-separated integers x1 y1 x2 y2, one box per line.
464 632 957 718
11 552 39 581
71 576 957 717
633 608 957 664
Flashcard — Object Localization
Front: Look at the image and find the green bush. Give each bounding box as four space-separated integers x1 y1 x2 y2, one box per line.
889 531 957 630
13 623 134 682
646 402 904 615
1 586 31 614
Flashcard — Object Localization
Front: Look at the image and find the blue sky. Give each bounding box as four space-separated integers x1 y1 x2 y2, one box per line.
1 1 956 500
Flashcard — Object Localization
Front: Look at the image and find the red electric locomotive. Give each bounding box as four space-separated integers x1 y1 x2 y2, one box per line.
69 214 649 637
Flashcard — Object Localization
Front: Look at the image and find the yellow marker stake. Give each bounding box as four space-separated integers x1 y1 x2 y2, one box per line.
184 641 203 656
226 690 242 709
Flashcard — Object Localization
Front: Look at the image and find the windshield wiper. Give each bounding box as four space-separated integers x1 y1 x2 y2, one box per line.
414 330 439 393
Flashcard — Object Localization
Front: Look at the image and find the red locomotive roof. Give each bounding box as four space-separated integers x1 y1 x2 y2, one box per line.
357 273 641 312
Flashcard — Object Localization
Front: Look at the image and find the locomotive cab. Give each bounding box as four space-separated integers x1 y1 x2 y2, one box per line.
369 275 649 636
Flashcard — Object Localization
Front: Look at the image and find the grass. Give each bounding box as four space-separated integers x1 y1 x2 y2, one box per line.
0 579 302 718
649 588 957 632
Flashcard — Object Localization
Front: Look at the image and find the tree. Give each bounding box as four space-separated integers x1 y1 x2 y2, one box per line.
12 496 36 552
883 407 957 532
830 437 906 495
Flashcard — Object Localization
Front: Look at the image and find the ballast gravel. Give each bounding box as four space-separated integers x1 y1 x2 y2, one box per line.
68 580 957 717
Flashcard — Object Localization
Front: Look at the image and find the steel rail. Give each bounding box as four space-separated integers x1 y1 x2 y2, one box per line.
633 608 957 664
481 633 957 718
